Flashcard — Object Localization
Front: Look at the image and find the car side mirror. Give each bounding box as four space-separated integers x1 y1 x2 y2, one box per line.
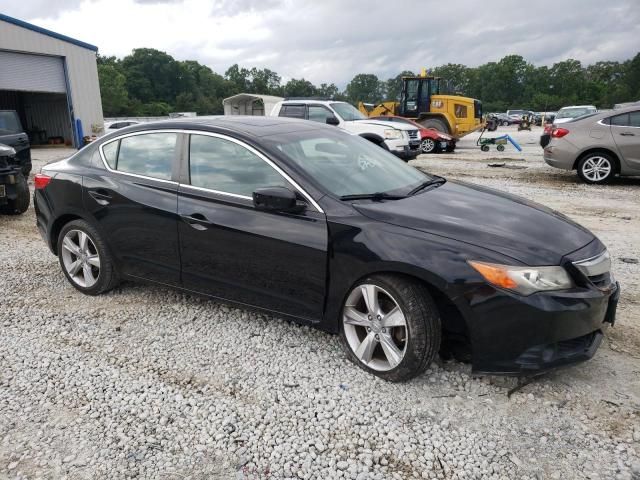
253 186 304 213
0 144 16 157
326 115 340 126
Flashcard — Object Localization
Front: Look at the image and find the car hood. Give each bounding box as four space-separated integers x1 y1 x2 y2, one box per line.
354 180 595 265
353 119 416 131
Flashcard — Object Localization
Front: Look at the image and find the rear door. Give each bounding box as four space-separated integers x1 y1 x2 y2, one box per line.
177 132 328 321
610 111 640 171
84 131 182 285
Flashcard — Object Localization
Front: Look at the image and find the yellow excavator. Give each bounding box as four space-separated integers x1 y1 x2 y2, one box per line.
358 68 483 138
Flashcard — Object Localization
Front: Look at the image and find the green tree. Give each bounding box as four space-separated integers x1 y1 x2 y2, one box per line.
282 78 317 97
345 74 383 104
98 64 129 116
121 48 181 104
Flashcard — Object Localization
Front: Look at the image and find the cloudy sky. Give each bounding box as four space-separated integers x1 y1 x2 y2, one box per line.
1 0 639 86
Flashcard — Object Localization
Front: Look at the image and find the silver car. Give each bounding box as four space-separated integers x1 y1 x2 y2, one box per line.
543 106 640 184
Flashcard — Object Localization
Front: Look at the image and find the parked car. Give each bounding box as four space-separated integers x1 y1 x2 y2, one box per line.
104 120 140 134
270 100 421 160
554 105 597 125
0 143 29 215
543 106 640 184
34 117 618 381
370 115 456 153
0 110 32 176
491 113 516 126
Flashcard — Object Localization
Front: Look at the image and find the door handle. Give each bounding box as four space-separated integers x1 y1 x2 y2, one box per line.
88 189 112 205
181 213 213 230
619 132 635 136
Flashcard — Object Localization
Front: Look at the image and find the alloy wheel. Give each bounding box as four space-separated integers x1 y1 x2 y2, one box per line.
61 229 101 288
343 284 408 371
421 138 435 153
581 156 612 182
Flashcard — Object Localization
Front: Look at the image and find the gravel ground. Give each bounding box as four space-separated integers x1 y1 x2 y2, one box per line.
1 131 639 480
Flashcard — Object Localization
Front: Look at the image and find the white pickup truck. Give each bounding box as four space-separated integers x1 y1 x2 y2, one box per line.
269 99 421 160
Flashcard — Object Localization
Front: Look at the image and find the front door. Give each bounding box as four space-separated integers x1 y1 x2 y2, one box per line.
177 132 328 321
84 131 181 285
610 110 640 171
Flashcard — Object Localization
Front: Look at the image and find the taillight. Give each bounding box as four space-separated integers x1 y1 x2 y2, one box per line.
34 173 52 189
552 128 569 138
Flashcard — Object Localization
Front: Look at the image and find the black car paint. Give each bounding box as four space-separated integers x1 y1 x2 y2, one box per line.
34 117 617 374
0 110 32 174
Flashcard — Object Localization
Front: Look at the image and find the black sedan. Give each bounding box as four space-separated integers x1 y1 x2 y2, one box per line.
34 117 619 381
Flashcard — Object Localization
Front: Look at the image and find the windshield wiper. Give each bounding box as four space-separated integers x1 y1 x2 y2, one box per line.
407 176 446 196
339 192 407 201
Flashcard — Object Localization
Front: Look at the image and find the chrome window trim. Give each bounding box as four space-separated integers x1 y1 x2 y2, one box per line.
98 129 324 213
180 183 252 201
573 250 611 277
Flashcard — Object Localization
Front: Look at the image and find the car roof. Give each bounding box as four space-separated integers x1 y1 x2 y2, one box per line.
99 115 331 140
558 105 596 109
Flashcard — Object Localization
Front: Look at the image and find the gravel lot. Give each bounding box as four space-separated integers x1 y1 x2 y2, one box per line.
1 128 639 480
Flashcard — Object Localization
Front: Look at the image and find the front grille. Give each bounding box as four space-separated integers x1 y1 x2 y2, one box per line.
573 250 613 290
407 129 419 141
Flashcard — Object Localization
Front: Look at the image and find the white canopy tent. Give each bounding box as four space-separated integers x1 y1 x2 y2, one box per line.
223 93 284 116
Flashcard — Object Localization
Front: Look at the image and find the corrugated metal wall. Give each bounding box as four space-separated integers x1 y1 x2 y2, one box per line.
0 19 104 144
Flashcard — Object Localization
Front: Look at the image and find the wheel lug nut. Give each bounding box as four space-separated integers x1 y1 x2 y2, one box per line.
367 315 372 320
374 334 379 340
367 327 371 332
382 328 386 333
376 315 381 320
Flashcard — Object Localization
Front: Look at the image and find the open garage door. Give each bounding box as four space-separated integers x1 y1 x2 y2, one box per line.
0 51 74 146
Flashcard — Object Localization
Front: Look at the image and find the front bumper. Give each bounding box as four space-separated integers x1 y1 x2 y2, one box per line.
392 144 421 160
463 274 618 375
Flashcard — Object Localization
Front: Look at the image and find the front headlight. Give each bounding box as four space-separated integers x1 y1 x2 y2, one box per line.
383 129 402 140
468 261 574 295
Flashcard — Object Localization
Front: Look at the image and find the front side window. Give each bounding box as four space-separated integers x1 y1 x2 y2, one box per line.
189 134 291 197
0 111 22 134
455 104 468 118
102 133 177 180
308 105 332 123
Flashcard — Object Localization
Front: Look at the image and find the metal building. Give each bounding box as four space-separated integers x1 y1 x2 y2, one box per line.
0 14 103 148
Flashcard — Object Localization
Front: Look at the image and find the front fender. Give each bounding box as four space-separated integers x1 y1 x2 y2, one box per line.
323 219 513 333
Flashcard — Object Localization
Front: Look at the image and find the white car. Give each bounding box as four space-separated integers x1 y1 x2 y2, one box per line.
270 100 421 160
104 120 140 134
554 105 597 124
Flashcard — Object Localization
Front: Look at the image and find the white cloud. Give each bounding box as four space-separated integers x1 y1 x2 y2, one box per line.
1 0 638 86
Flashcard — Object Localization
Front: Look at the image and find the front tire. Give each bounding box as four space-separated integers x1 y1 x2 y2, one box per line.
577 153 615 184
57 219 119 295
340 275 441 382
421 138 436 154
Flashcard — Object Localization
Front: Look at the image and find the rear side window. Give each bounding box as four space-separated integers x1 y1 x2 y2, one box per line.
0 111 22 134
101 133 177 180
189 134 291 197
630 111 640 127
610 113 629 126
279 105 306 119
102 141 118 168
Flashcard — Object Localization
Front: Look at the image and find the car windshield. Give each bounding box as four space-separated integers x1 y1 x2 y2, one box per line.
330 102 367 121
557 107 595 119
263 129 431 198
0 112 22 135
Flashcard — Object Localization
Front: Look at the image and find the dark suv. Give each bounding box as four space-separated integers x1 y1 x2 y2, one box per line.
0 110 32 176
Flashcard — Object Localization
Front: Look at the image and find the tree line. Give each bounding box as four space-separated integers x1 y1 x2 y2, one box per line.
98 49 640 117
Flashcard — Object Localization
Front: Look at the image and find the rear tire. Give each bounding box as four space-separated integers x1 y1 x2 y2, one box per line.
501 121 509 126
481 145 490 152
57 219 120 295
340 274 441 382
0 173 29 215
419 118 449 135
577 153 615 185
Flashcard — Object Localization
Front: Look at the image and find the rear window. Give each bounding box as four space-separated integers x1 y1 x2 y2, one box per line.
0 111 22 134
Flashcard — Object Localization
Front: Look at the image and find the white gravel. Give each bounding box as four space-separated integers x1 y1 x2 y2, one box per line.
0 140 638 479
